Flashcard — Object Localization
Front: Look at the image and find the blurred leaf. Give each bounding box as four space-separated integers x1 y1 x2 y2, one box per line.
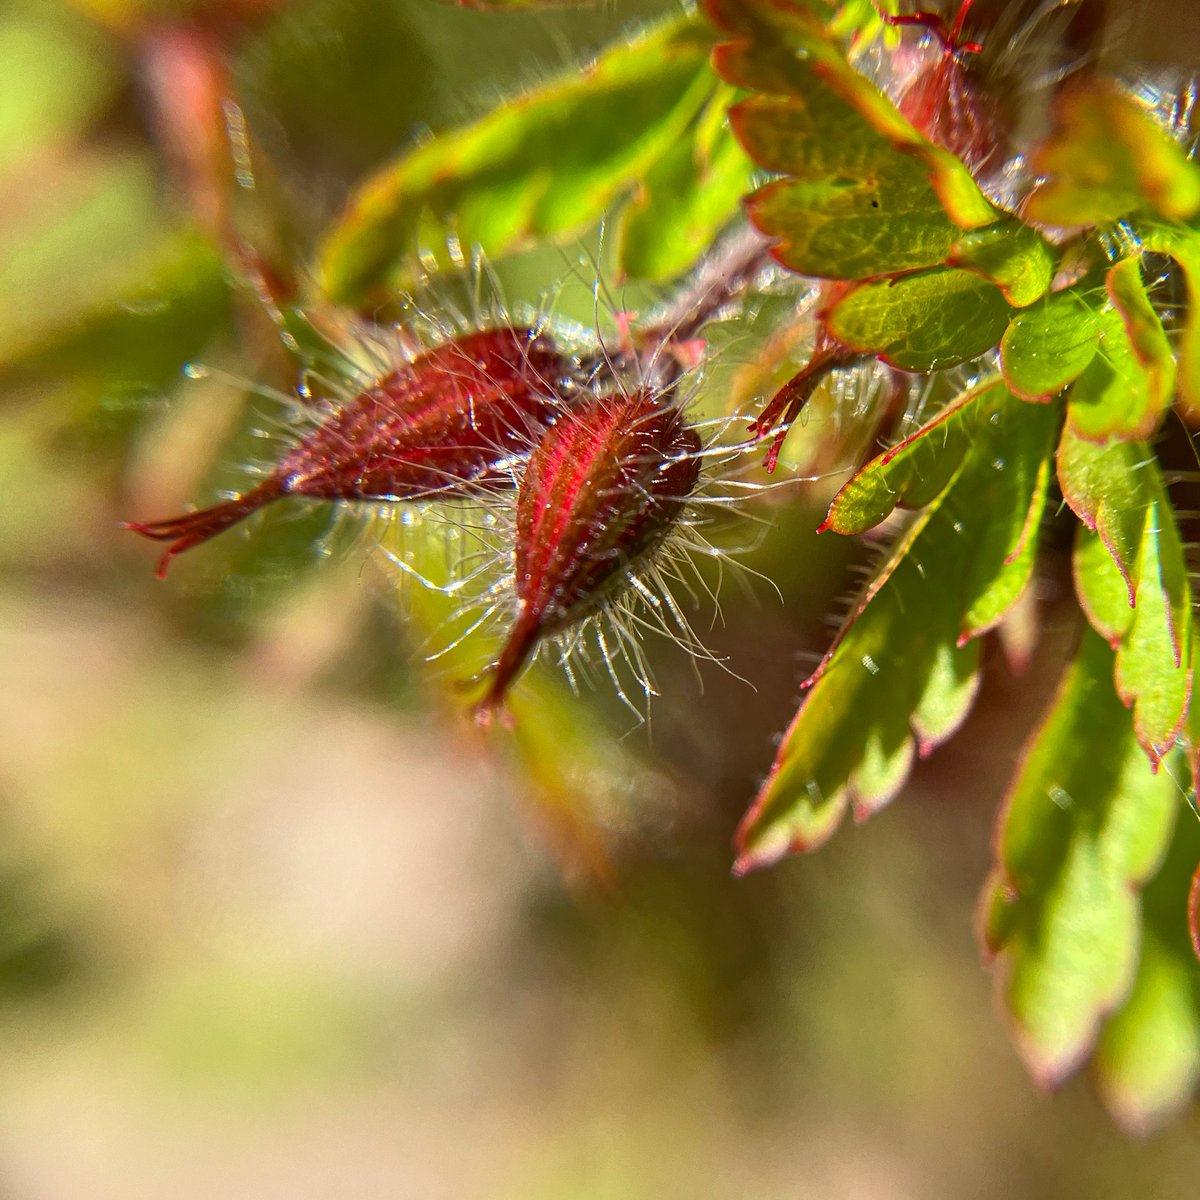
828 0 898 50
1057 427 1145 595
160 500 339 644
616 90 754 282
1141 222 1200 422
447 0 599 7
983 628 1180 1086
1000 286 1101 400
1073 523 1191 770
1026 79 1200 227
823 378 1054 534
0 2 120 174
1191 860 1200 960
825 267 1012 371
1065 287 1169 444
1061 427 1191 768
745 159 961 280
1097 810 1200 1132
707 0 994 232
1 230 231 452
736 391 1055 871
949 219 1055 308
316 14 715 304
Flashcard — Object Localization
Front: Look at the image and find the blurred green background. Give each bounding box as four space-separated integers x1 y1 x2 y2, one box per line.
1 0 1199 1195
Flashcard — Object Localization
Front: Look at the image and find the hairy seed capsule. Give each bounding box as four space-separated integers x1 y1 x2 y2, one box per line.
885 0 1112 194
477 389 702 718
124 325 573 577
886 0 1009 177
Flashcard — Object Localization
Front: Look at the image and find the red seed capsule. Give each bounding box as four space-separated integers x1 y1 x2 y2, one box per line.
885 0 1009 177
883 0 1112 192
124 325 573 577
477 389 702 719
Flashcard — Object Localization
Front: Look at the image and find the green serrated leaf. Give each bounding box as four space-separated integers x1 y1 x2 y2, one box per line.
729 88 895 181
316 15 714 304
0 231 231 449
1141 223 1200 422
950 219 1055 307
960 430 1055 643
823 378 1056 534
1026 79 1200 227
707 0 995 262
1000 287 1102 400
825 267 1012 370
983 628 1180 1084
1073 521 1135 642
1057 427 1147 593
1115 506 1192 765
1097 809 1200 1132
1108 252 1175 405
1065 262 1171 441
617 95 754 282
745 165 961 279
736 394 1053 870
1061 428 1192 768
1074 516 1192 770
726 57 963 277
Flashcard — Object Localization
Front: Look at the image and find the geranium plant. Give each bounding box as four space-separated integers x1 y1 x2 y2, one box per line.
16 0 1200 1132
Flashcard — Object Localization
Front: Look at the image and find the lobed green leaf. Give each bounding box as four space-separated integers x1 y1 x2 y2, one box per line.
736 391 1055 870
825 267 1012 371
1000 287 1102 400
1063 259 1173 442
983 629 1181 1086
950 219 1055 308
316 15 715 304
707 0 995 279
823 378 1056 534
1140 223 1200 423
617 91 754 282
1026 79 1200 227
1061 428 1192 768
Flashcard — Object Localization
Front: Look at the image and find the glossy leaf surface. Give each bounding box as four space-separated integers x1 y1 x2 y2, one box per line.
708 0 994 283
317 15 715 304
1097 811 1200 1132
1060 429 1192 768
984 629 1180 1086
1000 287 1101 400
1141 223 1200 422
826 268 1012 371
950 220 1055 308
1064 260 1173 442
1026 79 1200 226
823 378 1053 534
737 392 1055 871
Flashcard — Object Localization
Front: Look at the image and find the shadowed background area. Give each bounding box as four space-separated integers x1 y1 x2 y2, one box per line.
1 0 1199 1195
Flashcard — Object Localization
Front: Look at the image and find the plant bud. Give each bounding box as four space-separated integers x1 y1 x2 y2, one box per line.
477 389 702 719
124 325 573 577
